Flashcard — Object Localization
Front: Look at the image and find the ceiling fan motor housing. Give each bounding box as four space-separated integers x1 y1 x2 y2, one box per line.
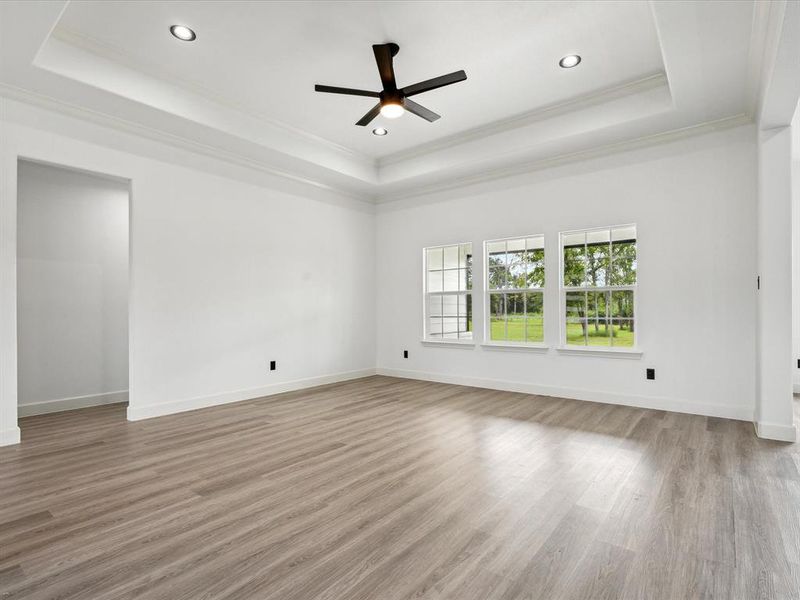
314 42 466 126
380 90 403 107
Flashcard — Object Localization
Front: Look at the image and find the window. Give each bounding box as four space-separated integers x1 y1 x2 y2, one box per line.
424 243 473 340
561 225 636 348
485 235 545 344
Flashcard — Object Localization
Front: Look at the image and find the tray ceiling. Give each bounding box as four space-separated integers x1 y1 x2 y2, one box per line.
0 1 765 201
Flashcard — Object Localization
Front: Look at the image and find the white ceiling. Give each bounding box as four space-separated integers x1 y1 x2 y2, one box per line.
0 1 768 202
52 1 665 158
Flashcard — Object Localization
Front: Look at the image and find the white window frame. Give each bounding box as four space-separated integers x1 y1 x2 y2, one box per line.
558 224 640 355
422 242 474 345
483 234 546 348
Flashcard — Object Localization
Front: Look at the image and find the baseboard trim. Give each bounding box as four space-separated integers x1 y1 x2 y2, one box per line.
18 390 129 417
0 427 21 447
375 367 754 422
127 368 377 421
754 421 798 442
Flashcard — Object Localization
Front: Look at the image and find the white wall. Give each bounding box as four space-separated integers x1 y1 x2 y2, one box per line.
756 126 795 441
17 161 129 414
0 97 786 445
751 0 799 441
1 98 376 442
376 125 758 421
792 104 800 394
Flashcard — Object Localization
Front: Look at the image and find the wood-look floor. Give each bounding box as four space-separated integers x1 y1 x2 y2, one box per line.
1 377 799 600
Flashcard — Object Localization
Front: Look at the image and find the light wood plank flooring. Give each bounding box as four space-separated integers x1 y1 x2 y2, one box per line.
1 376 799 599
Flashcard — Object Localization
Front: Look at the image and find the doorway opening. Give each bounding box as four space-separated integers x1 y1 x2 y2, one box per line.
17 160 130 420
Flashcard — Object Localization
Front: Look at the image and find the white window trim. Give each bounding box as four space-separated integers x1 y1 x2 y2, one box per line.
421 339 476 348
483 234 546 348
555 346 642 358
481 341 549 352
558 224 640 353
422 242 474 343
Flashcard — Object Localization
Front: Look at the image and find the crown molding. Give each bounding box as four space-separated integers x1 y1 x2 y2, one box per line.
375 112 752 205
2 83 753 208
47 26 376 166
0 84 377 205
377 72 669 168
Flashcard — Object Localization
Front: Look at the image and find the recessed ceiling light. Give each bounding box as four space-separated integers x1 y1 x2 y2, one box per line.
559 54 581 69
372 127 388 136
170 25 196 42
380 102 404 119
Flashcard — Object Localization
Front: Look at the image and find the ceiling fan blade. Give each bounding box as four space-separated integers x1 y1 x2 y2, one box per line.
355 103 382 126
373 43 399 91
403 98 440 122
401 70 467 97
314 84 380 98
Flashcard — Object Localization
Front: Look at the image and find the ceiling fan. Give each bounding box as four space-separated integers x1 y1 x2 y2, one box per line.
314 43 467 127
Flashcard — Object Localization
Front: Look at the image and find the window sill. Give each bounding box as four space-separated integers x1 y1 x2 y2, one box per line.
555 346 643 359
420 339 476 348
481 342 549 353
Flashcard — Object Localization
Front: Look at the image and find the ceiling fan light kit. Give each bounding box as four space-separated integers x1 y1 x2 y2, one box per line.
315 42 467 127
380 101 404 119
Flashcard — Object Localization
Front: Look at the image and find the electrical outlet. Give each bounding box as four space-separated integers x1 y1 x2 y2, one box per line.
270 360 276 371
403 350 408 359
646 368 655 380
